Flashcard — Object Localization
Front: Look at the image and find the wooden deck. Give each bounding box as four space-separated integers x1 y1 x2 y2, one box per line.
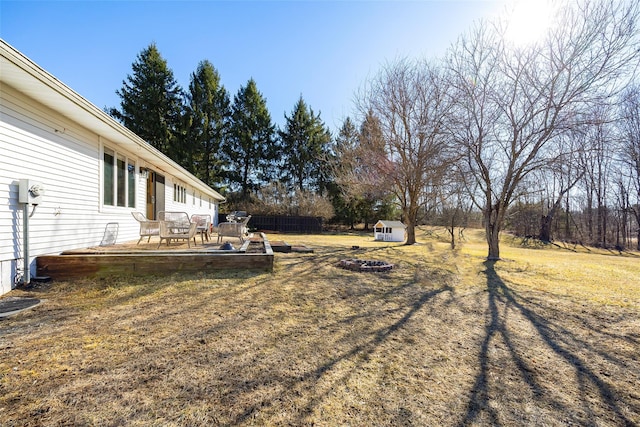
36 233 274 280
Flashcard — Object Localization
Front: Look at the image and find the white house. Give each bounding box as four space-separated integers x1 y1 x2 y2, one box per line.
373 220 407 242
0 40 225 295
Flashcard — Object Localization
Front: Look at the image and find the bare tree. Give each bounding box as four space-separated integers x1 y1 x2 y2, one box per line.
582 105 617 247
435 172 476 250
538 133 586 242
447 0 639 259
619 85 640 250
330 114 393 229
613 177 633 249
245 181 335 220
357 59 456 244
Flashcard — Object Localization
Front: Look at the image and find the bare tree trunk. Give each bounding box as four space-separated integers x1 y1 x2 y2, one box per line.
406 223 416 245
448 212 457 250
622 210 628 249
539 175 582 242
403 202 419 245
485 204 502 260
539 215 553 243
587 189 594 243
597 203 603 246
564 193 571 240
619 182 629 249
486 224 501 260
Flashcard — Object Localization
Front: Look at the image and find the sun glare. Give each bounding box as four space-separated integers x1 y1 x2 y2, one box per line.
503 0 556 46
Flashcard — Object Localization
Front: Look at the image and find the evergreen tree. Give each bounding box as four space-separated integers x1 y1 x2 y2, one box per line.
331 114 393 229
350 114 386 230
184 60 231 189
335 116 359 152
108 43 183 157
224 79 276 198
279 96 332 193
329 117 361 227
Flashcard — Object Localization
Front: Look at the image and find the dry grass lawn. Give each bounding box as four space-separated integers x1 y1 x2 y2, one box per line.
1 227 639 426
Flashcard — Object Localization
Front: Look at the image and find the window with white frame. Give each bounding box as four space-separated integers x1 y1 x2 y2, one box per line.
174 183 187 203
103 147 135 208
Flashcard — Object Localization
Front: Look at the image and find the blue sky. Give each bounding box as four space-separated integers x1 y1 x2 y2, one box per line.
1 1 506 133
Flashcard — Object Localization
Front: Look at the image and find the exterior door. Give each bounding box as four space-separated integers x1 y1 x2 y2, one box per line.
154 173 165 219
145 171 165 220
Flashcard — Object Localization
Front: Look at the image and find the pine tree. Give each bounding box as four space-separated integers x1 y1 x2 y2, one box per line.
108 43 183 157
279 96 332 193
184 60 231 189
224 79 276 198
331 115 391 229
327 117 359 227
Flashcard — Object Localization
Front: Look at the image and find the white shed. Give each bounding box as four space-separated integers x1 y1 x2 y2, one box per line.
373 220 407 242
0 40 225 295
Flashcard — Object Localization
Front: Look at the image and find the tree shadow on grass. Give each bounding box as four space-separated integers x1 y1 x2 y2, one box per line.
278 241 406 268
460 260 638 426
227 279 455 426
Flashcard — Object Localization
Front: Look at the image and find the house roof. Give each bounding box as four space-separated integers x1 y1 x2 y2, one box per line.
374 220 407 229
0 39 225 202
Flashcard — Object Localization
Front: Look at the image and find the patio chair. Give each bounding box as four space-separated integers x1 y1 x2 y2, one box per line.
191 214 212 244
157 219 198 248
226 211 248 222
99 222 119 246
131 212 159 244
158 211 191 226
239 215 252 235
217 222 245 243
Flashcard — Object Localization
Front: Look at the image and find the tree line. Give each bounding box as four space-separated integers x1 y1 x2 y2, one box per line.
109 0 640 259
108 44 332 205
335 0 640 258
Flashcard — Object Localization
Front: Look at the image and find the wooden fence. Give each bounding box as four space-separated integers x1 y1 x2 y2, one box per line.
219 214 323 233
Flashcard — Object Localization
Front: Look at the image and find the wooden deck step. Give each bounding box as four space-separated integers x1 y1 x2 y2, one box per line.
270 241 291 253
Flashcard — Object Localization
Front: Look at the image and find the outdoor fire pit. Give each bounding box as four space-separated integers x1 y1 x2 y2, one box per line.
338 258 394 272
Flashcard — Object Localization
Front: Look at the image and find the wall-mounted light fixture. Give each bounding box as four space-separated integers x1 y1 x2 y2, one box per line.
140 167 149 179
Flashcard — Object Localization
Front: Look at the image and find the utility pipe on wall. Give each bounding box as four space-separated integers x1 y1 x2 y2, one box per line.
23 202 30 285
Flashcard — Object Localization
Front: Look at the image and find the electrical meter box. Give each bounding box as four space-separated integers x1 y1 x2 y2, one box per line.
19 179 44 206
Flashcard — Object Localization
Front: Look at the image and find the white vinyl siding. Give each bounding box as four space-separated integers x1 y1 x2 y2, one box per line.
0 57 223 295
0 88 140 292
